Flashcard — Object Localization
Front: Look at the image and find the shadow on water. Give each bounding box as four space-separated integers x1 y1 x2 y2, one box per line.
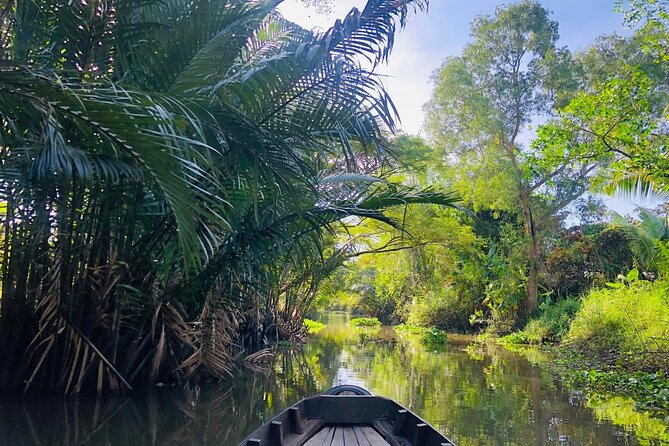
0 348 322 446
0 312 665 445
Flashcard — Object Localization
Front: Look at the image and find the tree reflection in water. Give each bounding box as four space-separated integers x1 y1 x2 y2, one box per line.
0 312 661 445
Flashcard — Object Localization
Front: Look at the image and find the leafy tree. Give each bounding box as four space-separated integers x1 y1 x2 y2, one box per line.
619 0 669 62
535 4 669 200
425 0 595 314
313 136 485 328
542 227 634 298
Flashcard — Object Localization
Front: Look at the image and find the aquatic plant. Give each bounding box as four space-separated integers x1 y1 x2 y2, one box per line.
304 319 326 334
395 324 449 348
350 317 382 328
567 369 669 414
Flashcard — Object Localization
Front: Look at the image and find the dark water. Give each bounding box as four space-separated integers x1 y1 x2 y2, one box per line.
1 312 666 445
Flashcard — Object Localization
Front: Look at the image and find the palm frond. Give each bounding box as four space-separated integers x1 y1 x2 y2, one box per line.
613 210 669 269
0 0 433 393
117 0 275 92
322 0 430 67
597 168 669 202
1 68 229 268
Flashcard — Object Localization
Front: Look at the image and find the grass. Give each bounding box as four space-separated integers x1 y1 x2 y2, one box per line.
494 280 669 420
565 281 669 372
500 298 581 345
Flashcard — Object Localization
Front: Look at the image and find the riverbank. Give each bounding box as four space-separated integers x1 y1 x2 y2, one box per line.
466 276 669 435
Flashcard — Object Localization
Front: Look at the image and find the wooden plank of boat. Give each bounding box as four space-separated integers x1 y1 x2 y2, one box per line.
237 385 456 446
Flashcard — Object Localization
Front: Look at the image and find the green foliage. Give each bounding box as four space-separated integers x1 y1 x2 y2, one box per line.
501 298 581 345
538 298 582 338
542 240 595 298
593 227 638 278
425 0 597 316
303 319 326 334
394 323 426 335
424 0 567 213
614 211 669 271
479 224 528 329
619 0 669 63
349 317 382 328
542 227 634 297
394 324 449 348
566 279 669 371
420 327 449 349
534 29 669 199
407 288 478 332
314 170 482 325
0 0 439 393
499 330 543 346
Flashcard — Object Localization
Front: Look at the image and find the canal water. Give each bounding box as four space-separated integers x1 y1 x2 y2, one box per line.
1 312 665 445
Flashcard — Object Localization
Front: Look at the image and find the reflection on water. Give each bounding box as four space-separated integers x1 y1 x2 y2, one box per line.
0 312 662 445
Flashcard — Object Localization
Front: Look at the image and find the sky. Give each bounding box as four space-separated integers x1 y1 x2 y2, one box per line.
278 0 657 215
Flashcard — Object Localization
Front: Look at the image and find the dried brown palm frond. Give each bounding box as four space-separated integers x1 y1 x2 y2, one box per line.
244 348 276 364
117 286 195 387
277 320 309 343
24 277 133 394
179 297 241 381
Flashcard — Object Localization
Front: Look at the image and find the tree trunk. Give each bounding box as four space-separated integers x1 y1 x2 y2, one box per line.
519 189 539 314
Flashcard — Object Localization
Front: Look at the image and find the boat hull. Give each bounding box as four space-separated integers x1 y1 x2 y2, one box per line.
238 390 456 446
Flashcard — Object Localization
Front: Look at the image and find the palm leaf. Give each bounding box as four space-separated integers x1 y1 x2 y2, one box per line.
0 68 228 269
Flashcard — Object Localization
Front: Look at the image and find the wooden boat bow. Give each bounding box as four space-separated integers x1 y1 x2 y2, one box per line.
238 385 456 446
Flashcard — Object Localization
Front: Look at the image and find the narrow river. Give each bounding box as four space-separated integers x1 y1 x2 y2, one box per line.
1 312 665 445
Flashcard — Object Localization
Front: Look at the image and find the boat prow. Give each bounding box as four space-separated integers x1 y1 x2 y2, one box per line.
238 385 456 446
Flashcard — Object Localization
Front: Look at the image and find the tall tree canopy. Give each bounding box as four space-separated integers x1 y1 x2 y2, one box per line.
534 1 669 200
425 0 596 313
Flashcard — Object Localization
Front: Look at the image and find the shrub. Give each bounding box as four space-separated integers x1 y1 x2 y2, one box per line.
566 280 669 371
500 298 581 345
592 227 634 278
539 298 581 340
542 227 634 298
408 288 478 332
349 317 382 327
421 327 449 348
542 240 592 298
395 324 449 348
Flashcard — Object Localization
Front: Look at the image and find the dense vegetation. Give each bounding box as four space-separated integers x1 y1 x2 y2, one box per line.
0 0 464 394
314 0 669 388
1 0 668 413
